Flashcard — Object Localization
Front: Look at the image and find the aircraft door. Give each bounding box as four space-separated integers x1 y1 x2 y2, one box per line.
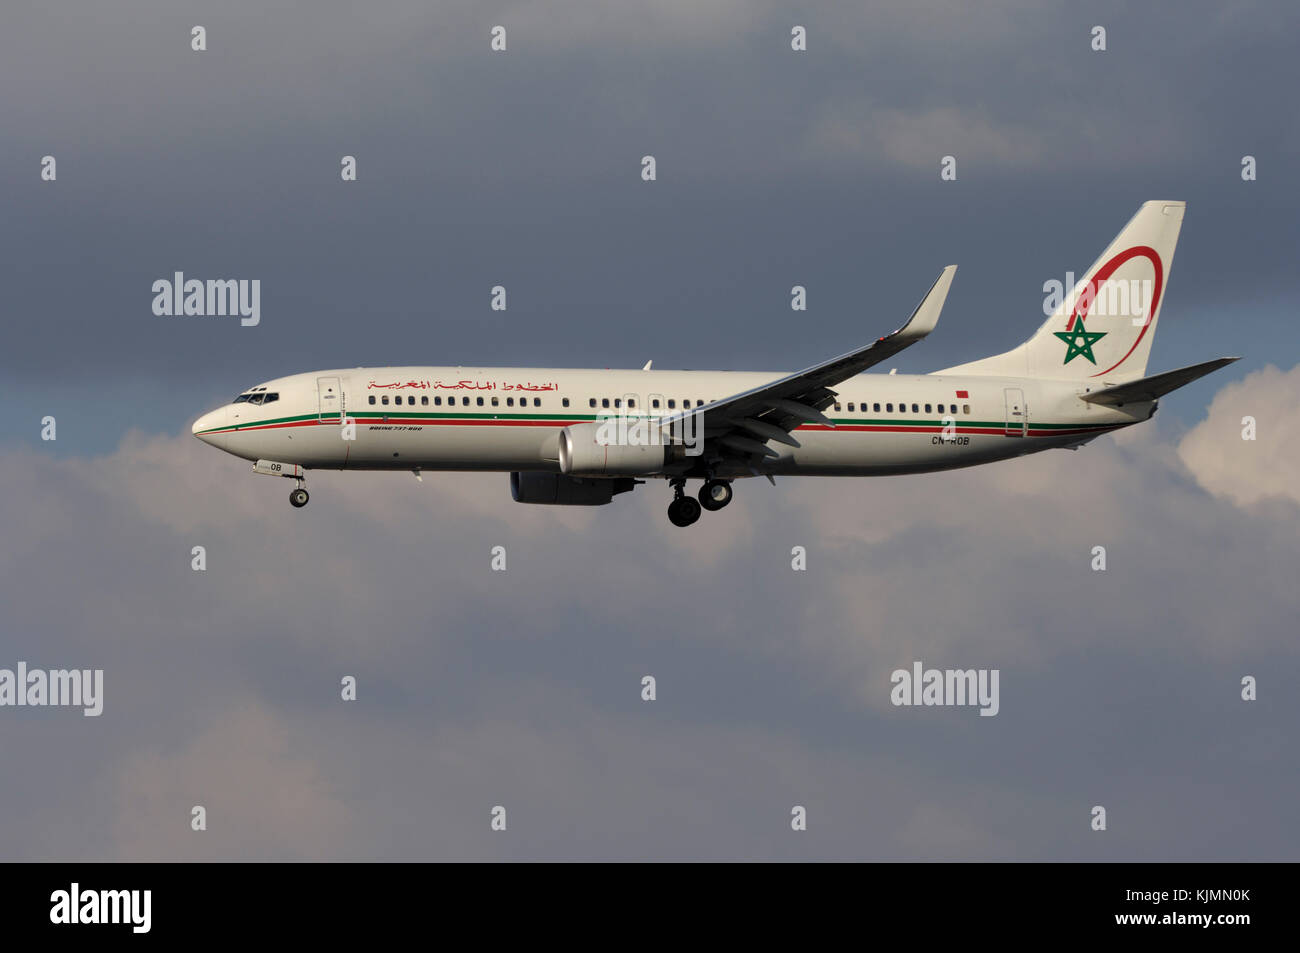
1003 387 1026 437
317 376 341 422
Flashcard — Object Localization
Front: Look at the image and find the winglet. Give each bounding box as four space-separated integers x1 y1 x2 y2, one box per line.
893 265 956 344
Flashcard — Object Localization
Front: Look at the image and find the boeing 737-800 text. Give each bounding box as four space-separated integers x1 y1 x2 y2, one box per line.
192 201 1236 526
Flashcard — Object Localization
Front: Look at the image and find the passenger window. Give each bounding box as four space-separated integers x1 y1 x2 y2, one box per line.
834 403 842 412
652 399 660 409
368 395 376 405
462 396 470 406
491 396 499 407
886 403 893 412
847 403 854 412
628 399 636 409
533 398 540 407
562 398 570 408
668 399 676 409
476 397 484 406
602 398 610 408
683 400 691 409
963 404 970 414
925 404 932 413
873 403 881 412
614 398 622 408
381 396 389 405
589 398 596 408
507 397 514 407
911 403 919 413
421 396 428 406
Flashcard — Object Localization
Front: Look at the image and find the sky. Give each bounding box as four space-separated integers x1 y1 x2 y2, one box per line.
0 0 1297 860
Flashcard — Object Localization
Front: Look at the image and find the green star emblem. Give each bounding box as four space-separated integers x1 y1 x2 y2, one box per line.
1053 317 1107 365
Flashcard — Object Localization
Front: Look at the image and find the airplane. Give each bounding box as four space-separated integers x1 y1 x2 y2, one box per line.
192 201 1237 527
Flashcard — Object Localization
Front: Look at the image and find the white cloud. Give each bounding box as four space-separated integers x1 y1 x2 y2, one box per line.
1178 363 1300 508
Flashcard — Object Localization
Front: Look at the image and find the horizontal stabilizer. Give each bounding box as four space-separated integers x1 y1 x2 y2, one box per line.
1080 357 1239 406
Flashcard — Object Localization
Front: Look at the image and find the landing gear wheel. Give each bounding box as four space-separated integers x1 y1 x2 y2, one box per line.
667 496 701 527
289 487 310 508
698 479 733 511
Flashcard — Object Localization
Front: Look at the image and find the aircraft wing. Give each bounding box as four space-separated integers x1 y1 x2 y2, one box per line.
1079 357 1240 406
660 265 956 468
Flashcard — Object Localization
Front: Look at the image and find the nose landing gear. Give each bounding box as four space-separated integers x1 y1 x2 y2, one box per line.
252 460 310 508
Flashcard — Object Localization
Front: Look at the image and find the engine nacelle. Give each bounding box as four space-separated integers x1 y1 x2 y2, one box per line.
557 421 667 476
510 471 636 506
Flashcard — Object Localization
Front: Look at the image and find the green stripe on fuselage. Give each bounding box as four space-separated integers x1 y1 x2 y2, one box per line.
195 409 1103 435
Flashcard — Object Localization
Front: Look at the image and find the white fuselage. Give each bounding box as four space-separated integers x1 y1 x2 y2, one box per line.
192 366 1151 478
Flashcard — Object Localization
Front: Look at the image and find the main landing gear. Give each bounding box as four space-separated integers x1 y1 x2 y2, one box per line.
289 478 309 508
698 479 733 511
667 478 732 527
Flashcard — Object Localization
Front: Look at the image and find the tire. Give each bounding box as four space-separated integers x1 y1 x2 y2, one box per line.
290 488 310 508
698 480 733 511
668 496 702 527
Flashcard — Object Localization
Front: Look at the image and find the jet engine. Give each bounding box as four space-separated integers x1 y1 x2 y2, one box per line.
557 421 667 476
510 471 637 506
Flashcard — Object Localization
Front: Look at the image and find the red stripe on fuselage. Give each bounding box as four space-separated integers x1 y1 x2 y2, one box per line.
203 418 1120 439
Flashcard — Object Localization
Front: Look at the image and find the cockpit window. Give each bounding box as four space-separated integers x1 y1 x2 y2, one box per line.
262 393 279 405
233 393 252 403
248 393 265 405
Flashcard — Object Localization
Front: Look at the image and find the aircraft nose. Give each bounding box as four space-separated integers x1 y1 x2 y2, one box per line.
192 408 225 444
